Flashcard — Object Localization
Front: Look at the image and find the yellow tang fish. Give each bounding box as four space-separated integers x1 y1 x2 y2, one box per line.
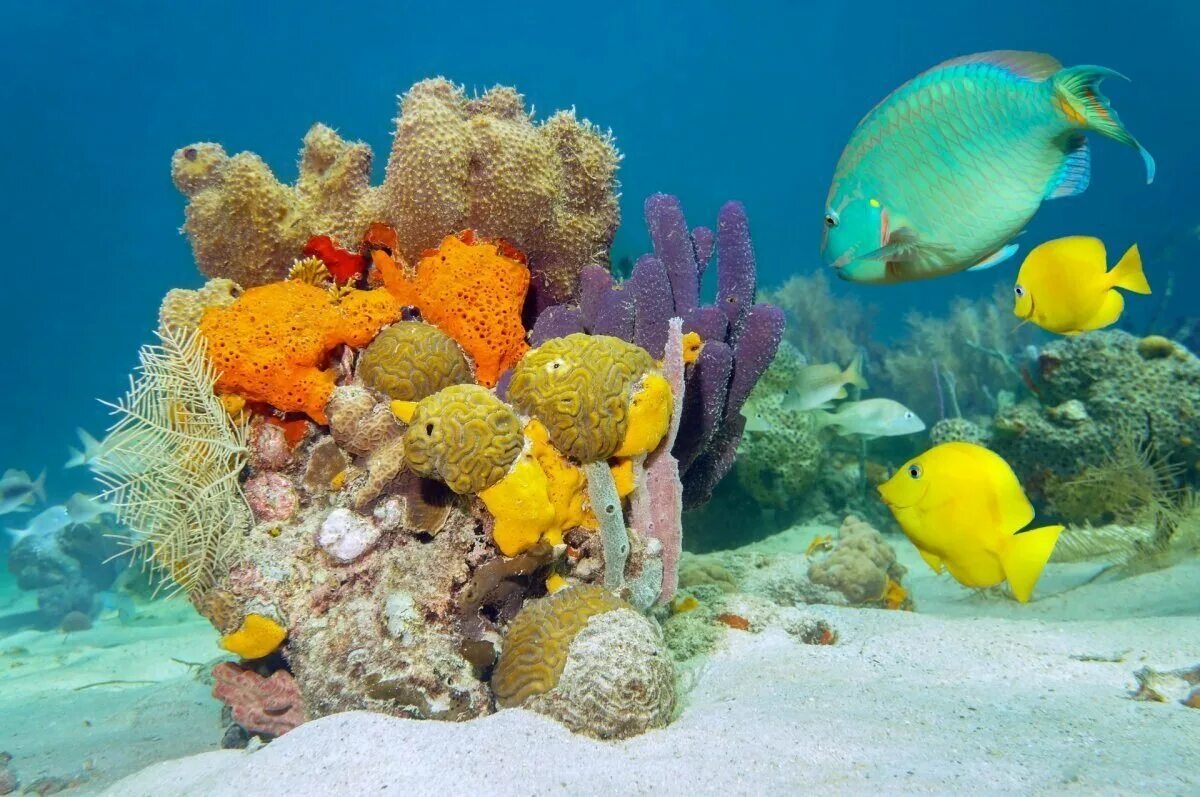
1012 236 1150 335
878 442 1063 603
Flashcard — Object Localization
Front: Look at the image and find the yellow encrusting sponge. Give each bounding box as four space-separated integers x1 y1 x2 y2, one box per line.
218 613 287 659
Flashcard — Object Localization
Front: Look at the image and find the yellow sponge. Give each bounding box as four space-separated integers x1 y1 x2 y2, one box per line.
219 613 287 659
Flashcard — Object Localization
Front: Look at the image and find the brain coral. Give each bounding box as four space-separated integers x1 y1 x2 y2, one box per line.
158 278 242 337
403 385 523 494
358 321 473 401
491 585 628 707
172 79 619 303
200 282 400 423
507 333 657 462
523 607 675 739
735 342 825 508
374 233 529 386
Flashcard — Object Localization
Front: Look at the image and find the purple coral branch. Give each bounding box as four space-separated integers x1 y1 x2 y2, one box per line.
715 202 756 342
645 194 699 315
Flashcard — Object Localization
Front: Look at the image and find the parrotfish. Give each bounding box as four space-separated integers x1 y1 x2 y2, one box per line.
878 442 1063 602
781 354 868 412
1013 237 1149 334
0 469 45 516
816 398 924 438
822 51 1154 284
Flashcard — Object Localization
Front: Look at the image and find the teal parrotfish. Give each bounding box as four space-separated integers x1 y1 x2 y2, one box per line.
821 51 1154 284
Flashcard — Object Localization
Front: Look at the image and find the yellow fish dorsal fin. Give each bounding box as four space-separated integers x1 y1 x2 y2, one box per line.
998 525 1064 603
1028 236 1108 278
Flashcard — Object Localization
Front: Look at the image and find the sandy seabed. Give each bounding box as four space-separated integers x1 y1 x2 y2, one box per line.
2 527 1197 797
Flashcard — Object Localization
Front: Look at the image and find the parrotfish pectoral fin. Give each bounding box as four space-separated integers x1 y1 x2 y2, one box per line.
1109 243 1150 294
999 524 1063 603
967 243 1020 272
860 229 952 263
917 547 944 574
1047 133 1091 199
1053 65 1155 183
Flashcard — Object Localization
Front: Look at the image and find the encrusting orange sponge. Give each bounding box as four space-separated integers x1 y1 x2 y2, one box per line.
372 231 530 387
200 280 400 423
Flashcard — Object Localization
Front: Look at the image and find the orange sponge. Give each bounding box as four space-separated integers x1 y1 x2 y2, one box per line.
200 280 400 423
373 231 529 386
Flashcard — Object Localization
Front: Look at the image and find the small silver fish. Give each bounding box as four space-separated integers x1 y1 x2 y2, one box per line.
6 505 70 544
816 398 925 438
65 493 116 526
782 354 868 412
0 469 46 516
65 428 106 469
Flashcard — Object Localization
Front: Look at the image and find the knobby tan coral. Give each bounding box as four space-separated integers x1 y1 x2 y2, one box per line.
171 78 620 301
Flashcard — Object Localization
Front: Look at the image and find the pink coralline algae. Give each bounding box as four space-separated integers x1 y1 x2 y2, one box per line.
244 472 299 522
212 662 305 737
248 420 293 472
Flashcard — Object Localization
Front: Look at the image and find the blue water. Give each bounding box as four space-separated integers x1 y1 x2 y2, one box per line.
1 0 1196 486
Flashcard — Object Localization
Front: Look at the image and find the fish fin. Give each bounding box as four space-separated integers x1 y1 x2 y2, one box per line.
926 51 1062 81
998 524 1063 603
860 229 952 263
966 243 1020 272
812 410 838 429
1046 133 1091 199
843 353 869 391
65 448 85 469
1109 244 1150 294
32 471 46 503
1053 65 1154 184
1083 290 1126 331
917 548 944 574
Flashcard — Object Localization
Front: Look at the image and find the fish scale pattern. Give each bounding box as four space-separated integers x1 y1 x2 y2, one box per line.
831 55 1070 267
507 333 657 463
402 385 523 494
491 585 629 707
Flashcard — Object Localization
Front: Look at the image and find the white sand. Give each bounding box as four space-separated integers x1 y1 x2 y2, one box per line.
4 529 1198 796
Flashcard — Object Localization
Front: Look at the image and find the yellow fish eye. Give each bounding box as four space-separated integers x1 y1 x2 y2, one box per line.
1014 284 1025 298
907 463 922 479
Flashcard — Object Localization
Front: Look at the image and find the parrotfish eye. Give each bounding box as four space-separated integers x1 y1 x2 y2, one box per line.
907 463 922 479
1014 284 1025 298
824 211 839 228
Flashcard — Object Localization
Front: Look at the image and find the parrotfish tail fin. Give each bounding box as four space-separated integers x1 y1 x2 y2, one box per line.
999 524 1064 603
1110 244 1150 294
65 448 85 469
1053 65 1155 183
32 470 46 503
844 352 869 391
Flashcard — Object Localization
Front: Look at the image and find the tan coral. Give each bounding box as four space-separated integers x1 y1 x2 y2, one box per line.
158 278 242 337
172 79 620 299
357 321 473 401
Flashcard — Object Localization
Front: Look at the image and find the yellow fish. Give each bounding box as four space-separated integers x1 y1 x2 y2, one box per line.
1012 236 1150 335
878 442 1063 603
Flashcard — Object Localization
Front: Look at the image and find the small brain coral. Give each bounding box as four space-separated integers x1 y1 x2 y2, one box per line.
402 385 523 494
491 585 629 707
374 233 529 386
357 321 473 401
522 607 675 739
199 281 400 423
172 78 619 303
808 516 908 606
507 333 658 462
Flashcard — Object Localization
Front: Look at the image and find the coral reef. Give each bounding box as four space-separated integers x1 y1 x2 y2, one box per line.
212 662 306 737
200 280 400 423
158 278 242 337
530 194 784 507
767 270 875 365
172 79 619 305
807 516 909 607
992 330 1200 488
735 342 825 507
357 321 473 401
94 328 251 593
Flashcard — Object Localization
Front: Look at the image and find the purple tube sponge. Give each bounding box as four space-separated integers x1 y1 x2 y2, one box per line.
529 193 783 508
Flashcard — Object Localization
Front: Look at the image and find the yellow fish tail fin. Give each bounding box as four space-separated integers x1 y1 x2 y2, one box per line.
1110 244 1150 295
999 524 1063 603
843 352 869 391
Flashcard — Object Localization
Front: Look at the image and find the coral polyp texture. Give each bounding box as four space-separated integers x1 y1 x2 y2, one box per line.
172 78 619 305
119 76 788 743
